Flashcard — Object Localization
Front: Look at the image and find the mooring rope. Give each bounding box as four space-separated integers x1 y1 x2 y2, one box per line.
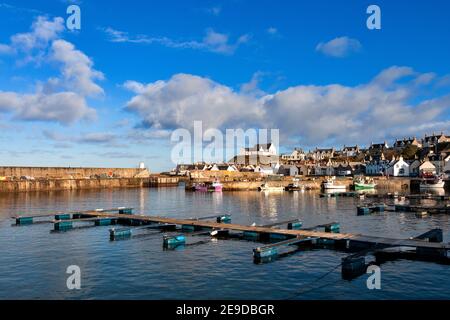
285 243 383 300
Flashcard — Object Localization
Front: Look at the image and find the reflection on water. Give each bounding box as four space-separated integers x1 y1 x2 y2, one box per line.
0 186 450 300
421 188 446 196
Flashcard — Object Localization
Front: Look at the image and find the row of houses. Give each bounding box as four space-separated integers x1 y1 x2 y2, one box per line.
365 156 450 177
281 132 450 163
175 152 450 178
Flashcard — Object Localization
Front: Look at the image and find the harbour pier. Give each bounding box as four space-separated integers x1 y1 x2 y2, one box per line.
12 207 450 280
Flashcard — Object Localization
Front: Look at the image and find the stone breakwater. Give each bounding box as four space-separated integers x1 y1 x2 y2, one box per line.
0 178 146 193
0 166 150 179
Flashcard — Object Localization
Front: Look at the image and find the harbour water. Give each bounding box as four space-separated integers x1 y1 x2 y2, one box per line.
1 186 450 300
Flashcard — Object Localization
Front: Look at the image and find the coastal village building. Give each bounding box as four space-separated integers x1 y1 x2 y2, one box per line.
444 156 450 175
335 164 353 176
310 148 335 160
365 155 390 176
281 148 306 162
386 156 410 177
254 165 275 175
240 143 277 157
422 132 450 148
277 165 299 176
409 160 421 176
417 161 437 177
368 142 389 153
175 164 208 175
209 164 238 172
313 160 335 176
393 137 422 151
342 145 360 157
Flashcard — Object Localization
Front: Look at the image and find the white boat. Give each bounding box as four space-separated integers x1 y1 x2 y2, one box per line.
258 183 285 192
322 177 346 190
420 176 445 189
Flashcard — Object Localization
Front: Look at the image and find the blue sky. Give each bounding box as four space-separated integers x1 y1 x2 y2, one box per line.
0 0 449 171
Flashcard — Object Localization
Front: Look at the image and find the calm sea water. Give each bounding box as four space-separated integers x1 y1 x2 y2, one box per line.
0 186 450 300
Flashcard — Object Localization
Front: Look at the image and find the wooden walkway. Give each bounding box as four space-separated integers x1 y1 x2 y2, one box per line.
82 211 450 252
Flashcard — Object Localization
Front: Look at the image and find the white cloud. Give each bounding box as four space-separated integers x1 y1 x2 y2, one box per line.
48 40 104 96
267 27 278 35
0 91 95 124
78 132 116 144
206 6 221 16
0 16 103 124
123 67 450 147
43 130 117 144
12 16 64 49
124 73 263 130
316 36 362 58
0 43 13 54
101 27 250 55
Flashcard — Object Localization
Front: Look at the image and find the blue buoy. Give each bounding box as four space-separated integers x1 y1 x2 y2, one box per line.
182 224 196 232
243 231 259 240
269 233 288 241
16 217 33 225
357 207 370 216
163 235 186 246
342 256 366 280
287 221 302 230
217 215 231 223
55 214 71 220
95 218 113 226
54 221 73 231
73 213 92 219
253 247 278 262
317 238 335 246
109 228 132 240
325 223 340 233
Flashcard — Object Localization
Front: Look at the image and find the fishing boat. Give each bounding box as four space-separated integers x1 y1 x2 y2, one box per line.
207 181 223 192
285 178 304 191
194 181 223 192
322 177 346 190
420 176 445 189
285 183 305 191
194 183 208 192
353 177 377 190
259 183 285 192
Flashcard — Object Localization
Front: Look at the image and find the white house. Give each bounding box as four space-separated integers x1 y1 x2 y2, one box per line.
209 164 238 172
418 161 437 177
255 165 275 175
240 143 277 157
386 156 410 177
444 156 450 176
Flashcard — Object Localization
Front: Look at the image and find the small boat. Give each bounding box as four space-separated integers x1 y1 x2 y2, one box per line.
420 176 445 189
207 181 223 192
194 183 208 192
259 183 285 192
322 177 346 190
194 181 223 192
353 177 377 190
285 183 305 191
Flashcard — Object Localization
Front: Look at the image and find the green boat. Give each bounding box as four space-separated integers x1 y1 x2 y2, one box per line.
353 177 377 190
